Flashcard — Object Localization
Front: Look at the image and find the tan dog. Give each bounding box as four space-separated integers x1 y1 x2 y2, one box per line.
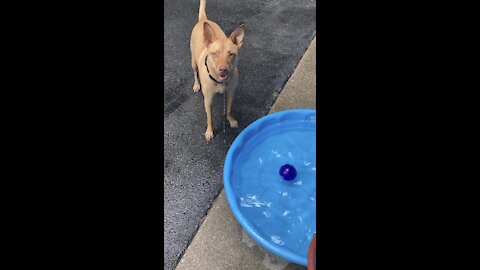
190 0 245 141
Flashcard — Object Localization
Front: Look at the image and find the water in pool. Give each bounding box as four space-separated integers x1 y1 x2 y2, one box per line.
232 122 316 258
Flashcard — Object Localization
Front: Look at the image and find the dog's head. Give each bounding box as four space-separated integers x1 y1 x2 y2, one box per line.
204 22 245 83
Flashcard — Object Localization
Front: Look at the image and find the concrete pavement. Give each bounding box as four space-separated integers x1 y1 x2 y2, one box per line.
175 37 316 270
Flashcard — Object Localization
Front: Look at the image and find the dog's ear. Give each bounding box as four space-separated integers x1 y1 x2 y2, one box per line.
203 22 216 46
230 24 245 48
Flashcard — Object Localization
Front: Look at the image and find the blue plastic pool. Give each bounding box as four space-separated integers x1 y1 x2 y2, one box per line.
224 109 316 266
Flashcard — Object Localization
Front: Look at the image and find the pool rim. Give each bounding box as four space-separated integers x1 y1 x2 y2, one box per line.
223 109 316 266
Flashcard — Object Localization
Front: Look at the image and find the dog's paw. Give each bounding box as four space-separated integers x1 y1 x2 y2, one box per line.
228 117 238 128
193 84 200 93
205 129 214 141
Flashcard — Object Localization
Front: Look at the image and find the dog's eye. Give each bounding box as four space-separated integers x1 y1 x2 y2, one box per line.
229 52 235 57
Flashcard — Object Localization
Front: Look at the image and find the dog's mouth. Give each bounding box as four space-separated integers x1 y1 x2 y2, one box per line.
218 74 228 82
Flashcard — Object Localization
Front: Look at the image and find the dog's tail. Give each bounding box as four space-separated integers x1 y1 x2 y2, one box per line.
198 0 207 21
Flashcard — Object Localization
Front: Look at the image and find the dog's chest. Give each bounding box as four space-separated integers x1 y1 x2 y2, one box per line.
203 76 228 94
214 83 226 94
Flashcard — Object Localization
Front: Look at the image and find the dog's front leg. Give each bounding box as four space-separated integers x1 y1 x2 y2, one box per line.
192 56 201 92
226 89 238 128
203 91 215 141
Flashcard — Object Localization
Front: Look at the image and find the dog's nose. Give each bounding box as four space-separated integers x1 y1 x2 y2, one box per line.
219 66 228 73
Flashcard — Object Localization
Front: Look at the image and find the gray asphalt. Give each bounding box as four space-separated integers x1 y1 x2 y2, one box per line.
164 1 316 269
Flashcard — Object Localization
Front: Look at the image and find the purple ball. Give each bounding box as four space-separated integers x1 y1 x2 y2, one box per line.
279 164 297 181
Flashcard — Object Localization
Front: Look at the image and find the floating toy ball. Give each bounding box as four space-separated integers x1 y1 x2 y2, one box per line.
279 164 297 181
